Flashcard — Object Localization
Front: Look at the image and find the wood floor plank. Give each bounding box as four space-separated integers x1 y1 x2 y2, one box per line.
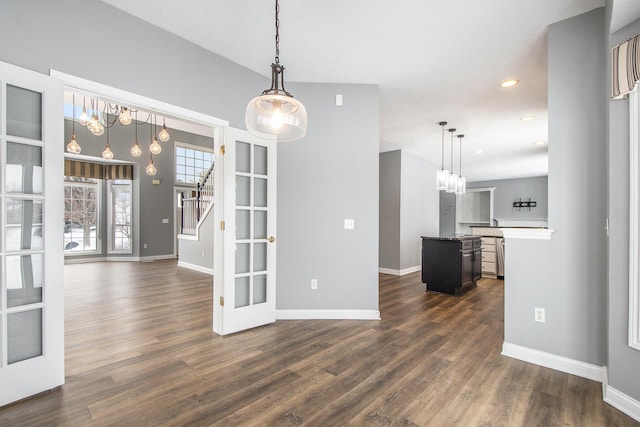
0 260 637 426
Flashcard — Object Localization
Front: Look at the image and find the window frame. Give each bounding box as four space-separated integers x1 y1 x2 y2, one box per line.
629 88 640 351
174 141 214 186
63 178 101 256
107 180 133 255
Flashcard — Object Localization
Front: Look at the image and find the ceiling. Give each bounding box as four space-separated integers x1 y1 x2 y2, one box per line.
100 0 608 182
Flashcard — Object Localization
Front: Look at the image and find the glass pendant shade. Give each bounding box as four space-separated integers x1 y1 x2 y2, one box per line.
150 137 162 155
436 169 449 191
118 107 132 125
131 140 142 157
102 144 114 160
456 176 466 195
79 107 89 126
146 158 157 176
446 172 458 193
246 93 307 142
158 124 170 142
89 114 104 136
67 135 81 154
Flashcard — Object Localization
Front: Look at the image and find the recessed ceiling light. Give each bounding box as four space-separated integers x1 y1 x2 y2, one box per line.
500 79 519 88
475 149 484 154
520 115 535 121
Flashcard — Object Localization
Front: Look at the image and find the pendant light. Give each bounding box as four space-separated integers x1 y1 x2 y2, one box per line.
88 99 105 136
149 115 162 154
102 116 114 160
446 128 458 193
118 106 132 125
78 96 89 126
66 93 82 154
245 0 307 142
146 154 157 176
455 134 466 195
131 110 142 157
158 117 170 142
435 121 449 190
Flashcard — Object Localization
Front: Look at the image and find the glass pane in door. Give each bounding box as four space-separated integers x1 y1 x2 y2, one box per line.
5 199 43 251
7 309 43 364
6 142 43 194
6 85 42 140
6 254 44 307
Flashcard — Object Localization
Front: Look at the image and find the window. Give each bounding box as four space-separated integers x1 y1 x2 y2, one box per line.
175 142 214 185
108 180 133 254
64 178 100 254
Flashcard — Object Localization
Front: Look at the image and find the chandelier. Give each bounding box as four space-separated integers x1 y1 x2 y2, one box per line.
67 96 172 176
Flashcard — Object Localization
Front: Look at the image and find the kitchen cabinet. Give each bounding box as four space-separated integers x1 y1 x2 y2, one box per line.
421 236 482 295
480 236 497 278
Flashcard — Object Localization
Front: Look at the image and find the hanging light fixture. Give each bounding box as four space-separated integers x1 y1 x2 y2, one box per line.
435 121 449 190
88 99 105 136
245 0 307 142
158 117 170 142
78 96 89 126
118 106 132 125
455 134 466 195
66 93 82 154
446 128 458 193
149 114 162 154
146 154 157 176
101 116 114 160
131 110 142 157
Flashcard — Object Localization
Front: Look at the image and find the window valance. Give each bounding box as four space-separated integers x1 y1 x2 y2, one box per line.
64 159 133 180
612 33 640 98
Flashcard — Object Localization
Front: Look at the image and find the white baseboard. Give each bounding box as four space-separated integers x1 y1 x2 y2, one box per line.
177 260 214 275
379 266 421 276
139 254 177 262
603 374 640 422
276 309 381 320
501 342 606 382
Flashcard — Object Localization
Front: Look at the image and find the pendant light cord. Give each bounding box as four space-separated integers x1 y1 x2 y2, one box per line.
439 121 447 170
458 135 464 176
274 0 280 64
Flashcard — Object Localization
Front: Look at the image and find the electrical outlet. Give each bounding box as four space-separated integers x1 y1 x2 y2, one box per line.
143 243 148 249
344 219 355 229
201 250 205 256
535 307 545 323
311 279 318 290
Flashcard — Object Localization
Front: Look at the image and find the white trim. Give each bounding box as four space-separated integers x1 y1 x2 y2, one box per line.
501 342 606 382
603 373 640 422
276 309 381 320
50 70 228 128
64 256 107 264
139 254 177 262
178 234 198 241
177 261 214 275
629 89 640 351
501 228 554 240
379 266 421 276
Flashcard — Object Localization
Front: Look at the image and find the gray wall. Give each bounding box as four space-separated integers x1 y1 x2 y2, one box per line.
379 151 401 270
504 8 607 366
64 118 213 258
178 209 215 272
607 12 640 402
1 0 380 313
400 151 439 269
468 176 548 221
277 82 379 310
379 150 440 271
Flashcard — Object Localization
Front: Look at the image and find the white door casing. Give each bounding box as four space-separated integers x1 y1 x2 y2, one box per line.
213 127 277 335
0 61 64 406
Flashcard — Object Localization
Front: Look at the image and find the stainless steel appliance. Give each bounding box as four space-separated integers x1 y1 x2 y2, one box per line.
496 237 505 279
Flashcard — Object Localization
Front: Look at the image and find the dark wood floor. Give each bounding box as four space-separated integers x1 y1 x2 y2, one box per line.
0 260 637 426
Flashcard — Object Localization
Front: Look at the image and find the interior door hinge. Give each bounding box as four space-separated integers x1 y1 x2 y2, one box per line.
220 221 225 231
220 144 225 155
219 296 224 306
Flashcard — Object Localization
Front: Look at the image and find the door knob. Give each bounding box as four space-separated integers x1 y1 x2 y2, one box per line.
268 236 276 243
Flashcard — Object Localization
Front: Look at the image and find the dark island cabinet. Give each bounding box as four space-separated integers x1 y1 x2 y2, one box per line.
421 236 482 295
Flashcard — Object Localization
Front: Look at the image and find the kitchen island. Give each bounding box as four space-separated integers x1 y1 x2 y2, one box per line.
421 235 482 295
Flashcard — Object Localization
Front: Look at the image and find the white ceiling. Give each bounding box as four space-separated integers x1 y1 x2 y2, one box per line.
100 0 606 182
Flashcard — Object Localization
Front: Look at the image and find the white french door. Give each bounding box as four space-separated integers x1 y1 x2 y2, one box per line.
213 128 276 335
0 61 64 406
